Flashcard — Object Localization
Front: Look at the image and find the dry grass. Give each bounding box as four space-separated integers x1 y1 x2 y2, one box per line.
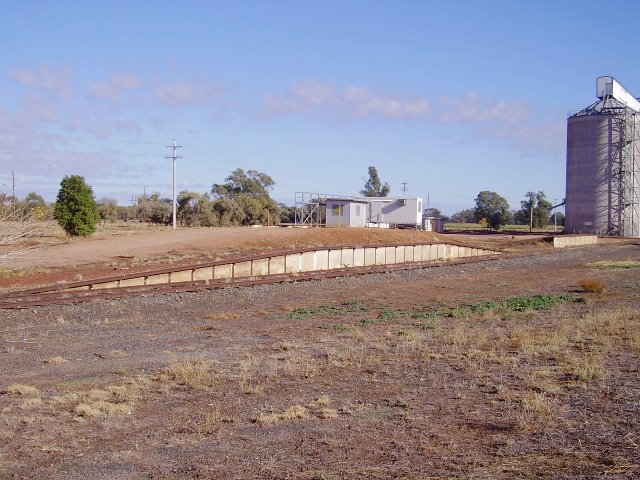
280 405 308 420
517 391 556 432
203 312 241 321
43 356 68 365
309 395 331 407
162 360 217 389
256 404 309 425
317 408 338 419
565 354 605 381
20 398 43 409
6 384 39 396
585 260 640 269
580 279 605 293
255 412 280 425
240 379 264 395
198 404 222 434
74 401 131 417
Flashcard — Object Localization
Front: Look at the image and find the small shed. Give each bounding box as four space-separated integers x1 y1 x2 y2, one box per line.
423 217 445 232
325 198 368 227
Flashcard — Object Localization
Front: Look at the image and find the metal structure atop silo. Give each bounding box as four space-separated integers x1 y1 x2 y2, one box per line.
566 76 640 237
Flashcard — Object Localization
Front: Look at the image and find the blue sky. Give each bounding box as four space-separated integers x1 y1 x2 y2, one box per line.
1 0 639 214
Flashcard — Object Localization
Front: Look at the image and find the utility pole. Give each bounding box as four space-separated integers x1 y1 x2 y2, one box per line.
529 198 534 233
165 139 182 230
401 181 408 195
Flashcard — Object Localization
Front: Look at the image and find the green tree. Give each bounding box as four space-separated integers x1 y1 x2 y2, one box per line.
516 191 552 229
15 192 52 219
212 197 246 226
450 208 476 224
360 166 390 197
474 191 510 230
279 203 297 223
211 169 280 226
550 211 565 227
177 191 218 227
135 192 172 225
53 175 100 236
423 207 449 221
97 197 118 226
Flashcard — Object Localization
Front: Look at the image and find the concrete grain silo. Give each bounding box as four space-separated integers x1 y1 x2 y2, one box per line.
565 76 640 237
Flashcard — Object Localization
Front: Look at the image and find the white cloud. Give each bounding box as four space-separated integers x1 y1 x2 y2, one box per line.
265 80 430 119
10 64 75 101
154 80 227 108
264 81 564 154
88 73 141 102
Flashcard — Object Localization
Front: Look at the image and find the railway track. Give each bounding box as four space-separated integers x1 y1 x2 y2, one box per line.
0 254 505 310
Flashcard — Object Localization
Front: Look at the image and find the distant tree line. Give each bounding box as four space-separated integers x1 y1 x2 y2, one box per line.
0 191 53 220
447 190 563 230
2 168 289 237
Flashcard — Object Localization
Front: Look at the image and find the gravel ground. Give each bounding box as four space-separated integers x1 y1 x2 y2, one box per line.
1 243 639 479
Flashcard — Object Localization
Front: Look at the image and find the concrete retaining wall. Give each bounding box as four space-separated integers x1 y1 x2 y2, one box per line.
78 243 500 291
553 236 598 248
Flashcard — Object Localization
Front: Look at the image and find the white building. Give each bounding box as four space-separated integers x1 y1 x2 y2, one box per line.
325 198 368 227
324 196 422 228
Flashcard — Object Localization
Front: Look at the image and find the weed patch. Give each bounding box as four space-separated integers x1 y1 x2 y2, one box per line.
289 301 370 320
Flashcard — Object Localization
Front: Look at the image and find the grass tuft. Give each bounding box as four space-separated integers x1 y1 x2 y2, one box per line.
6 384 39 396
43 356 68 365
163 360 216 389
580 279 605 294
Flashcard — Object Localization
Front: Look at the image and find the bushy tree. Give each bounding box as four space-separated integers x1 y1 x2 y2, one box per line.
516 191 552 229
53 175 100 236
21 192 51 219
212 197 246 226
360 166 390 197
211 169 280 226
135 192 172 225
279 203 297 223
550 211 565 227
177 191 218 227
474 191 510 230
450 208 476 224
97 197 118 226
423 207 449 221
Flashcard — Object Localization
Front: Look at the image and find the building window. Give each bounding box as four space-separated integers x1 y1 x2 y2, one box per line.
332 204 343 216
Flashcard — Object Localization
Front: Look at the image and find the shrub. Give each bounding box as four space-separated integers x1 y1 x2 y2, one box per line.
53 175 100 236
580 279 605 294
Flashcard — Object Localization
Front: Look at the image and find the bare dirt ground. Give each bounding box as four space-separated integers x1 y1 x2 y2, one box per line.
1 229 639 479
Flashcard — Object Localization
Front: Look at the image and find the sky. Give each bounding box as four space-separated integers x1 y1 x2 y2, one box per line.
1 0 639 215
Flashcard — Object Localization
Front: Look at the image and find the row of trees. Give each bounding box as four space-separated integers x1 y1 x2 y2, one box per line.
5 166 562 237
12 166 391 237
444 190 563 230
30 168 286 237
